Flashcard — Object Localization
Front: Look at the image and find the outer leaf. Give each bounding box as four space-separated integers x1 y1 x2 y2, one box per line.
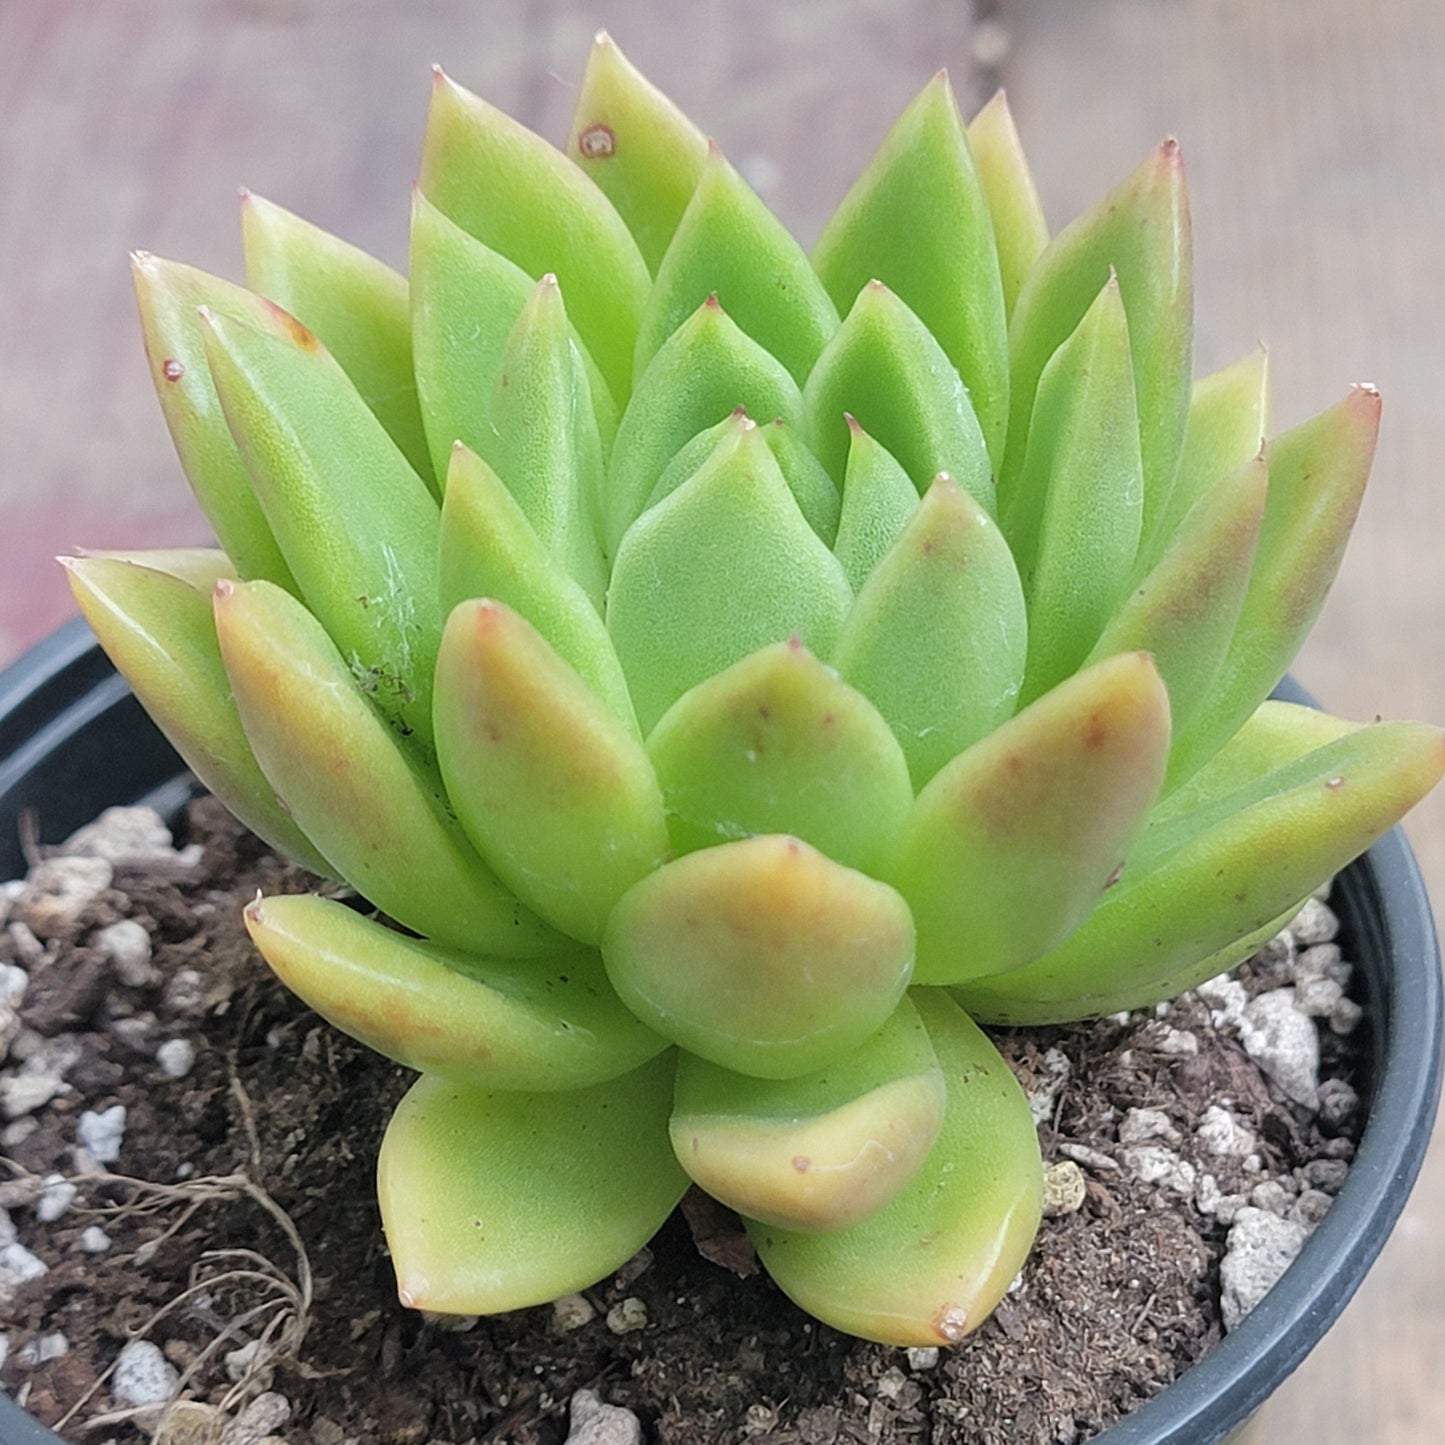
965 90 1049 320
636 142 839 386
831 418 919 591
408 192 617 486
1151 701 1357 828
1086 453 1266 737
749 990 1041 1347
1002 139 1192 540
646 638 914 871
1142 345 1269 571
604 296 802 554
887 652 1171 985
1006 274 1145 705
473 275 608 608
608 420 853 733
61 556 332 877
241 191 435 490
130 254 297 590
74 546 235 591
804 281 992 514
670 997 945 1231
245 893 664 1089
439 444 637 733
420 67 649 403
958 719 1445 1024
1169 386 1380 785
602 835 915 1080
565 31 709 272
813 74 1009 467
213 579 555 957
434 599 669 946
835 475 1027 789
378 1055 686 1313
199 306 442 752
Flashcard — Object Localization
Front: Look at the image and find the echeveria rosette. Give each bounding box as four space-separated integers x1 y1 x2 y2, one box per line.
63 33 1445 1348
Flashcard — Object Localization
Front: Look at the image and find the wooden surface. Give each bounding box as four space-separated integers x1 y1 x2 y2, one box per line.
1 0 1442 1438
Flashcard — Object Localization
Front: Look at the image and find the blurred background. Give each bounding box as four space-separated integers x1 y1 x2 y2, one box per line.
1 1 1441 1438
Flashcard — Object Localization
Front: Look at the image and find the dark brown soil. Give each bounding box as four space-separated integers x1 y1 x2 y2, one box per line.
0 798 1362 1445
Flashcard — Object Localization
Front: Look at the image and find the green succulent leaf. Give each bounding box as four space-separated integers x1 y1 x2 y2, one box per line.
1002 139 1192 541
762 419 842 547
646 413 840 547
214 579 555 957
1087 453 1266 737
1153 700 1356 824
749 989 1041 1347
434 598 670 946
1141 345 1270 571
958 716 1445 1024
473 274 609 608
199 305 442 752
813 74 1009 468
420 67 649 403
836 474 1027 790
240 191 435 491
245 892 664 1089
378 1054 686 1314
602 834 915 1079
604 296 803 554
61 556 332 877
831 419 920 591
566 32 709 274
670 995 945 1231
130 254 298 591
888 652 1171 985
637 142 839 386
408 192 617 487
646 638 914 871
563 31 705 271
608 418 853 734
965 90 1049 320
804 280 992 513
72 546 235 591
1006 273 1145 705
439 443 637 733
1169 386 1380 785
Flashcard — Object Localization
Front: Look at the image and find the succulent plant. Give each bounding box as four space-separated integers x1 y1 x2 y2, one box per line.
64 35 1443 1348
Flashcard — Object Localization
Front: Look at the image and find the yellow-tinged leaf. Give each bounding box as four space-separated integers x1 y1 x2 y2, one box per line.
671 997 945 1231
62 556 332 877
246 893 664 1089
434 599 669 946
749 990 1041 1346
888 652 1170 985
214 579 555 957
379 1055 686 1314
603 834 915 1079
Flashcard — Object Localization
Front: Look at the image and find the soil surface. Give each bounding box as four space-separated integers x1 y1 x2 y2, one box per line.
0 799 1363 1445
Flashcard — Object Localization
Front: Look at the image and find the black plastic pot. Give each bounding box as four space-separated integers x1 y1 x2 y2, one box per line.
0 627 1440 1445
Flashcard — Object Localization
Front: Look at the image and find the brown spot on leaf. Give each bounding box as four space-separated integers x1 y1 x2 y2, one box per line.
792 1155 811 1173
162 358 184 382
261 297 321 350
577 122 616 159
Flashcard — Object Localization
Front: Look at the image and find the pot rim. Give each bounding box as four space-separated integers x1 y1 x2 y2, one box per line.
0 628 1439 1445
